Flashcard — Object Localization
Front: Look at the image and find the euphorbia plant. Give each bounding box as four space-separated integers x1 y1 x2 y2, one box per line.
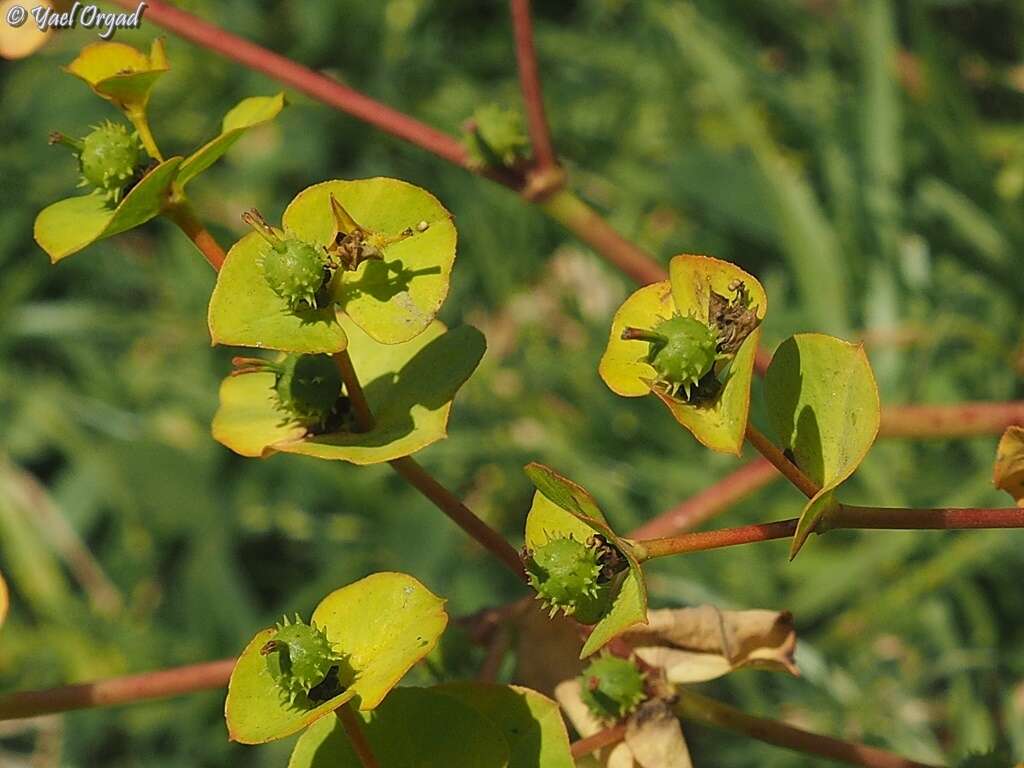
4 6 1024 768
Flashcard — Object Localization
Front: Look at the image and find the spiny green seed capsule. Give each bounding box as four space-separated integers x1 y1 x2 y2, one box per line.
50 122 144 205
260 614 345 706
524 536 613 623
623 315 717 400
243 209 329 312
579 655 647 721
233 353 343 429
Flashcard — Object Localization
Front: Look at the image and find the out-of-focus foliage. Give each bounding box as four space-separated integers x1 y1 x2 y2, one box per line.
1 1 1023 766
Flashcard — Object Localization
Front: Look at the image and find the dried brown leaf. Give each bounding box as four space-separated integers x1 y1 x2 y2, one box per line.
624 606 798 683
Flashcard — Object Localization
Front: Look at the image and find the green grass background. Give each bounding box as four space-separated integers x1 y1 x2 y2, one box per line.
2 0 1023 765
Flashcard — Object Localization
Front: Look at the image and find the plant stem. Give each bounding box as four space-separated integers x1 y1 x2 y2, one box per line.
114 1 473 175
675 689 940 768
880 400 1024 438
629 458 778 539
127 107 164 162
570 722 628 759
331 342 525 579
336 704 380 768
509 0 557 173
333 350 374 432
744 424 820 499
639 519 798 560
539 188 667 286
114 0 667 285
828 505 1024 531
163 200 226 270
389 456 527 581
639 505 1024 561
0 659 234 720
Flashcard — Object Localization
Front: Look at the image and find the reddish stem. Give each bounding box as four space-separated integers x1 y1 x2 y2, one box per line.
639 505 1024 561
570 722 628 759
830 505 1024 530
0 659 234 720
880 401 1024 438
114 0 476 173
334 350 374 433
744 424 820 499
676 689 940 768
640 519 798 560
389 456 528 581
164 201 225 270
336 704 380 768
509 0 557 172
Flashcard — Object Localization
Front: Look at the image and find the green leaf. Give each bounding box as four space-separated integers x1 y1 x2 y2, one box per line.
212 318 485 464
599 254 767 455
284 178 457 344
524 463 648 658
207 229 349 355
34 157 182 263
65 38 168 112
177 93 286 188
764 334 881 557
225 572 447 744
288 688 510 768
436 683 575 768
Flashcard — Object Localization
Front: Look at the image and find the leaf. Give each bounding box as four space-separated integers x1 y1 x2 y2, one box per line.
284 178 457 344
437 683 575 768
65 38 168 112
208 229 349 354
599 281 677 398
994 426 1024 507
287 688 510 768
765 334 880 557
225 572 447 744
599 255 767 455
212 319 485 464
624 700 694 768
624 606 798 683
34 158 182 263
177 93 287 188
555 683 693 768
524 464 648 658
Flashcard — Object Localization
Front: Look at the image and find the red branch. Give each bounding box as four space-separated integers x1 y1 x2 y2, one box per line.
880 401 1024 438
570 722 628 758
0 659 234 720
116 0 471 173
509 0 557 172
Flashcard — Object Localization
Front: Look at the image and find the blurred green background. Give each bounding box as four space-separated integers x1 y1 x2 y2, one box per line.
2 0 1024 765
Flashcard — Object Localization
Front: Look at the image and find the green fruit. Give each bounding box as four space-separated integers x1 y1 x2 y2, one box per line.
648 316 716 394
579 655 647 721
274 354 342 427
232 353 343 430
623 315 717 400
51 122 143 205
525 536 612 623
243 209 329 312
261 614 344 706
